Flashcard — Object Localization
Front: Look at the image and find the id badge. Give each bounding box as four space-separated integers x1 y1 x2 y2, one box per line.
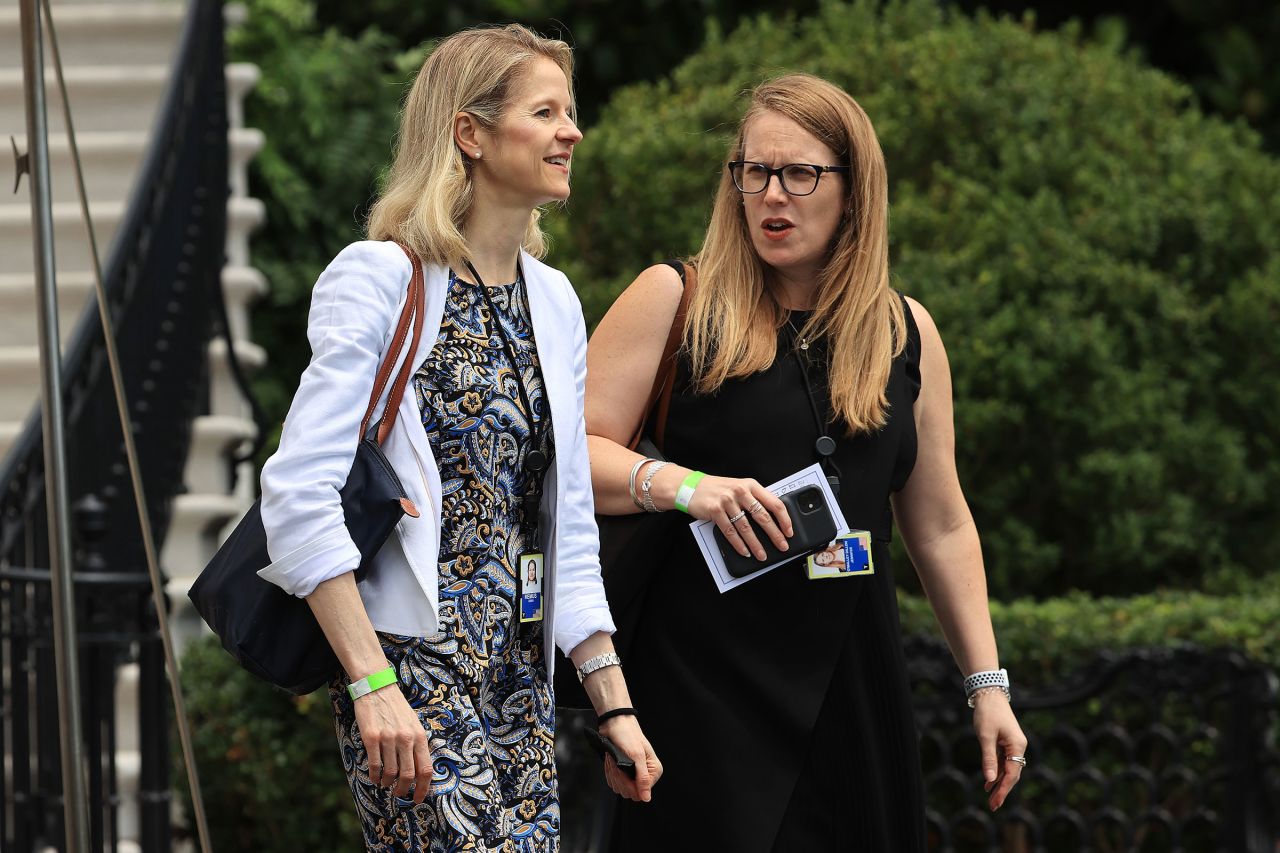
519 552 545 622
807 531 874 579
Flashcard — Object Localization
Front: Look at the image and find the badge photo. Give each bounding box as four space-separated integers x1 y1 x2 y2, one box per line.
519 552 544 622
807 530 874 579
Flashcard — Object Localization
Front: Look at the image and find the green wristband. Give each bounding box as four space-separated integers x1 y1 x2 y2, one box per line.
347 665 397 700
674 471 706 514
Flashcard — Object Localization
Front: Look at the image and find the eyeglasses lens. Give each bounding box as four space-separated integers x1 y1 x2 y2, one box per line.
732 163 821 195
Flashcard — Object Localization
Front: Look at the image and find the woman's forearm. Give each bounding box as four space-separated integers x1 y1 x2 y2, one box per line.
569 630 633 713
587 435 698 516
305 572 390 680
908 519 1001 677
586 435 640 514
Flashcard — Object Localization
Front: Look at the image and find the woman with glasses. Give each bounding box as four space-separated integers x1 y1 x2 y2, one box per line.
585 74 1027 850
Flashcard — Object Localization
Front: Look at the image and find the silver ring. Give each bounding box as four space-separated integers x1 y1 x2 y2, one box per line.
728 510 748 524
748 501 766 515
1006 755 1027 767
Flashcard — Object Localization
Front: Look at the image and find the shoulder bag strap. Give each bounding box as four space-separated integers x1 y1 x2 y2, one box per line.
358 246 426 444
628 260 696 452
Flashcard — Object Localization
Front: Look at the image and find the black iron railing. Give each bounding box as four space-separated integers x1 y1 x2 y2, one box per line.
0 0 228 849
907 638 1279 852
559 640 1280 853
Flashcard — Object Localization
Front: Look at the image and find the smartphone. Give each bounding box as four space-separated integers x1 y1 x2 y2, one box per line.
584 727 637 778
714 485 837 578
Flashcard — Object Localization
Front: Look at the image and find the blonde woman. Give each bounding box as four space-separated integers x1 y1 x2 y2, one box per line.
258 26 660 851
587 74 1026 850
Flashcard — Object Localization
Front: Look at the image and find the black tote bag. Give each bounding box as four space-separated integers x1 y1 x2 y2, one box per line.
189 248 426 695
554 262 694 709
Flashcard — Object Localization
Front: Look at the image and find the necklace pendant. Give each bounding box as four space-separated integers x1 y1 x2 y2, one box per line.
799 340 809 351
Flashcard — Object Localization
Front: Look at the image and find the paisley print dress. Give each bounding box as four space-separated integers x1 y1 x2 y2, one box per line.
330 269 558 852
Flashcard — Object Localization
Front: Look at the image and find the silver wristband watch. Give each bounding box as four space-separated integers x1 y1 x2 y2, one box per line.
963 668 1011 708
576 652 622 683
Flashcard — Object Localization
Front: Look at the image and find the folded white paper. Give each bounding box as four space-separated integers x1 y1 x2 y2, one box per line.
689 462 849 593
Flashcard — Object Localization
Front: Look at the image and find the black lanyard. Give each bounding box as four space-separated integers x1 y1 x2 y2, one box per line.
786 317 842 496
463 260 551 533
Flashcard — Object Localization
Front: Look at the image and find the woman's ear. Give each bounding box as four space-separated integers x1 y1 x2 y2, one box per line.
454 112 484 160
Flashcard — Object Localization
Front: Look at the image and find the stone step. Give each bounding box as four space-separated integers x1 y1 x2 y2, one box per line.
0 195 265 277
161 490 248 582
0 333 262 422
115 661 141 753
0 64 168 136
0 420 20 460
0 198 125 277
0 345 41 420
8 126 263 206
0 263 266 348
183 413 256 495
0 4 185 68
207 335 266 422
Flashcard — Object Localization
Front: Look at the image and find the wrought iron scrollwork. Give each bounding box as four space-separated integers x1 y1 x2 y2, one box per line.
906 636 1280 853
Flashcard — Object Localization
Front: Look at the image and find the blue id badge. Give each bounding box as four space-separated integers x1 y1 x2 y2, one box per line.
806 531 874 579
519 552 544 622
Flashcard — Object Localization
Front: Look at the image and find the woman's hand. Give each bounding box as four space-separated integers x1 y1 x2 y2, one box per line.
354 684 433 805
679 472 794 560
598 715 663 802
972 691 1028 811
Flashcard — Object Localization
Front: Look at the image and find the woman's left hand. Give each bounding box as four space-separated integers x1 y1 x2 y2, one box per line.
598 715 663 803
973 692 1028 811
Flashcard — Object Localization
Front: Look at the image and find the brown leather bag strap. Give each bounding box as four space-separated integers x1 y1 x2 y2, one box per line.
376 251 426 444
359 246 425 443
628 261 696 452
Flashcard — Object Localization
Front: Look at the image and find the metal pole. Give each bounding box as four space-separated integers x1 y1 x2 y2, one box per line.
18 0 91 849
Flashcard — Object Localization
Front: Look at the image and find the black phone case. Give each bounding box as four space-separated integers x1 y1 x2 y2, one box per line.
715 485 838 578
584 727 637 777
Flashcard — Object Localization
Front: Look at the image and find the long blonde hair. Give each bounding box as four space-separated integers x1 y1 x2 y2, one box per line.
688 74 905 434
366 25 574 268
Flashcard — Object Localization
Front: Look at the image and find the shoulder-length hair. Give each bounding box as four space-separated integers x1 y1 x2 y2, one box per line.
366 25 574 268
687 73 905 434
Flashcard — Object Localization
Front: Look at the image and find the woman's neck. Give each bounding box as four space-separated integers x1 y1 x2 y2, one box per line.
769 266 820 311
460 192 532 285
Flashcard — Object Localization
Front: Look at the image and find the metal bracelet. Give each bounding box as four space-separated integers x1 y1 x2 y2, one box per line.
640 461 669 513
967 685 1012 708
576 652 622 683
628 458 652 511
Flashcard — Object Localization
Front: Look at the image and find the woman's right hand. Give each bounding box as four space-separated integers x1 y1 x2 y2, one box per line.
683 474 794 560
353 683 433 805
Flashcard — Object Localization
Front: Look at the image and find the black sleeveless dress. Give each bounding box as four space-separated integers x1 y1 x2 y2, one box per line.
610 300 927 852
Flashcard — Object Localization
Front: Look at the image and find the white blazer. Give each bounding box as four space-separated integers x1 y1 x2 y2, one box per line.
258 241 615 669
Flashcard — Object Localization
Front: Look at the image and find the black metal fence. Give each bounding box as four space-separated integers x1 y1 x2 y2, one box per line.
0 0 227 849
559 638 1280 853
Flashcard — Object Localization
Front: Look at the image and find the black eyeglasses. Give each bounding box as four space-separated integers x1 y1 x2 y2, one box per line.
727 160 851 196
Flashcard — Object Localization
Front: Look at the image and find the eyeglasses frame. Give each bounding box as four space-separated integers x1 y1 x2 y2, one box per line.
726 160 852 197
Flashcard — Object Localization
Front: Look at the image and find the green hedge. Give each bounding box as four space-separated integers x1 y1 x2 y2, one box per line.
543 0 1280 599
174 638 359 852
898 583 1280 682
175 583 1279 849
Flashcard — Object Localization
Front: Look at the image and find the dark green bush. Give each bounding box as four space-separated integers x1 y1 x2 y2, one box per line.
897 582 1280 683
177 582 1279 849
544 0 1280 599
175 637 360 852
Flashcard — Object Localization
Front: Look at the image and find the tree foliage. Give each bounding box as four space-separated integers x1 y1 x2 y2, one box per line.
230 0 418 453
544 0 1280 598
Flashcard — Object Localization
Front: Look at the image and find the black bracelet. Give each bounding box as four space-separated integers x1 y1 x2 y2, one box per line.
596 706 637 726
